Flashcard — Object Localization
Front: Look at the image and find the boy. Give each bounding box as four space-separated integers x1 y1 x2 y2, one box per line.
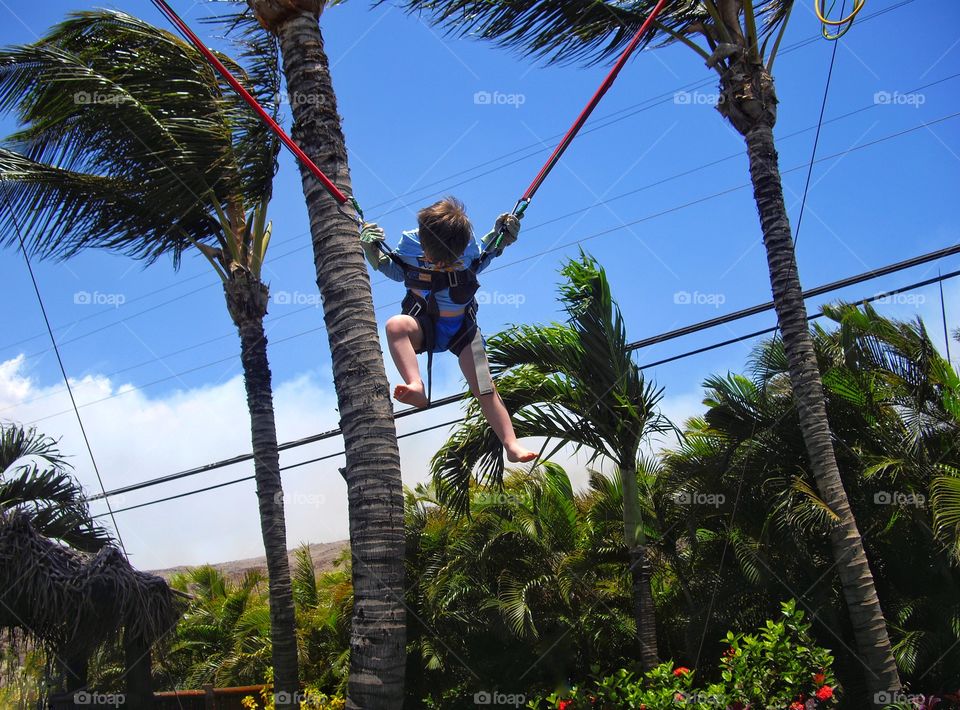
360 197 536 464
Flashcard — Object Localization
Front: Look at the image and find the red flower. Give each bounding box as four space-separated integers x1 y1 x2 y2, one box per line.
816 685 834 701
813 672 826 685
790 702 805 710
673 666 691 676
557 700 573 710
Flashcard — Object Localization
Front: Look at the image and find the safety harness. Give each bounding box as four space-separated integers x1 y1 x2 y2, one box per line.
379 245 497 403
151 0 668 412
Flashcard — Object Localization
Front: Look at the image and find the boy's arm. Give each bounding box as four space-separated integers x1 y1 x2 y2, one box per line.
360 223 405 282
476 213 521 272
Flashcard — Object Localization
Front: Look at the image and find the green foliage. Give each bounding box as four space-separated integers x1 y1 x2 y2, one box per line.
0 421 111 551
0 9 279 272
156 546 351 695
529 602 838 709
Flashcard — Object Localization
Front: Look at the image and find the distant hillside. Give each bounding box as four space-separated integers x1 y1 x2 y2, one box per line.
150 540 350 584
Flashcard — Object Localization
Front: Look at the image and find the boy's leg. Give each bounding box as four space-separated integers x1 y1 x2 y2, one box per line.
457 344 536 463
386 315 429 408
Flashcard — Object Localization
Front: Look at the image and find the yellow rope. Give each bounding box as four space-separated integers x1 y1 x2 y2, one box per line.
815 0 865 39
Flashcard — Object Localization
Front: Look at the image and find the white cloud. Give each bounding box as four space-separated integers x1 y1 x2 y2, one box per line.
0 351 595 571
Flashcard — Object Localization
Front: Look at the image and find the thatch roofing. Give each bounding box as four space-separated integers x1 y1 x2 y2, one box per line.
0 512 184 656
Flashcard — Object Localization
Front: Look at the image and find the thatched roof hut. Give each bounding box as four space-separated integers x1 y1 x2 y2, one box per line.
0 512 185 705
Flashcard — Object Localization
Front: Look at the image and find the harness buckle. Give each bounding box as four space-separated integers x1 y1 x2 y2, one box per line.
407 301 423 318
447 271 460 288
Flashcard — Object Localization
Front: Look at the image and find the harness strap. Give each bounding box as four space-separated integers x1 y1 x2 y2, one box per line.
470 328 494 397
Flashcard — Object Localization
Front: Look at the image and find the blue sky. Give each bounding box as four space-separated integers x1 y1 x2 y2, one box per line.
1 0 958 569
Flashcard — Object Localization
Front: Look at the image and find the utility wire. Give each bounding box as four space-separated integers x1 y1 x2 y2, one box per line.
20 110 960 425
93 268 960 517
3 187 127 554
87 249 960 505
1 0 928 357
794 0 845 248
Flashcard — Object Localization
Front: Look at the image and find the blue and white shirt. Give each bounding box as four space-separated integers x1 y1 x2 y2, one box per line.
377 229 495 313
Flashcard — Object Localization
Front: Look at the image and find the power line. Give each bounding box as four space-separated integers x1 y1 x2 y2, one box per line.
92 418 463 518
3 187 127 555
93 267 960 517
86 242 960 505
1 0 925 358
794 0 844 248
17 108 960 424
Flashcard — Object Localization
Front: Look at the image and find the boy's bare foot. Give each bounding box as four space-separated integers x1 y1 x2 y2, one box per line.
505 443 537 464
394 380 429 408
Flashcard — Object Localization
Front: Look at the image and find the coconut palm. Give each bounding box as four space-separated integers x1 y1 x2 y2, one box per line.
432 253 670 669
162 566 273 688
0 421 110 551
658 304 960 693
0 11 301 705
404 465 636 701
237 2 407 706
390 0 901 699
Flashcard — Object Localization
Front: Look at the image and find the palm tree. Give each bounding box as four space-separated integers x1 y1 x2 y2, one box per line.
432 253 669 669
404 465 636 700
239 2 407 706
163 566 273 689
390 0 901 699
1 421 111 551
0 11 301 705
658 304 960 694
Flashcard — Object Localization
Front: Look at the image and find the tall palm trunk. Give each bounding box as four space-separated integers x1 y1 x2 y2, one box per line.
720 57 901 703
620 457 659 670
225 272 300 710
247 3 407 707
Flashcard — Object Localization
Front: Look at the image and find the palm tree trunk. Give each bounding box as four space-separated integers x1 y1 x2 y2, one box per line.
123 632 153 708
273 13 406 709
620 459 659 670
225 273 300 710
741 119 902 702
